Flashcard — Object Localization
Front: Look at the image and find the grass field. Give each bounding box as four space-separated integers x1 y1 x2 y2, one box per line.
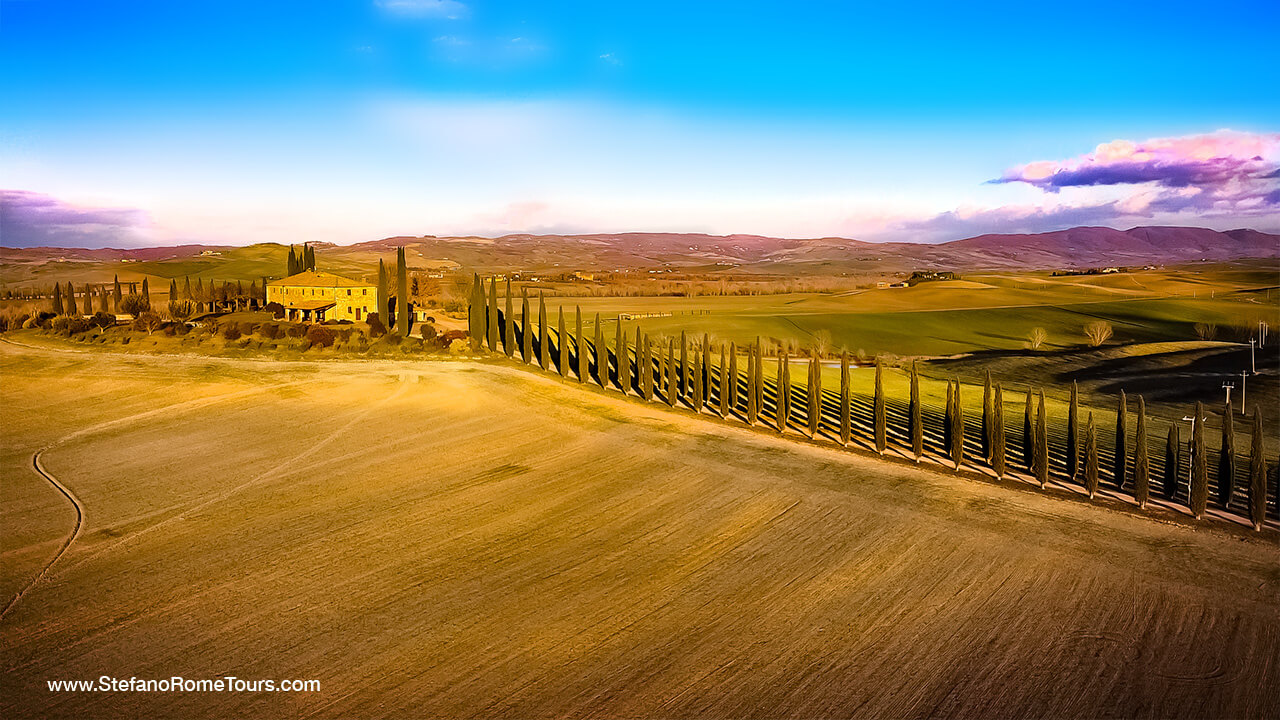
2 342 1277 718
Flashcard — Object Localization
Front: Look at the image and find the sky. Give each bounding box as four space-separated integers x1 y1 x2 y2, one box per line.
2 0 1278 248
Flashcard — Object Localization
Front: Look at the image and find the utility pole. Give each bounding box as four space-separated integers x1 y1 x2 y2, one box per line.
1222 381 1234 408
1249 338 1256 375
1260 320 1269 346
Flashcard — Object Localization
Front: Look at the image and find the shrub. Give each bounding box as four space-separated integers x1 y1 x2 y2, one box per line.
286 323 307 338
419 323 438 342
1084 321 1113 347
264 301 285 319
383 332 402 347
449 338 467 355
299 339 312 352
222 324 242 341
51 316 72 334
168 300 194 321
366 312 387 338
133 312 164 334
119 294 148 317
336 327 353 343
90 311 116 329
239 321 257 336
306 324 335 348
259 322 281 339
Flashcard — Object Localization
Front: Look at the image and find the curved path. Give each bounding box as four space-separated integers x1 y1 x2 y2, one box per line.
0 373 308 622
0 451 86 620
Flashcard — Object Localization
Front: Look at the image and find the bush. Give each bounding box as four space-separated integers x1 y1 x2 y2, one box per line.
222 324 242 341
90 311 116 329
264 301 285 319
383 332 402 347
168 300 194 321
133 312 165 334
239 321 257 336
286 323 307 338
306 324 335 348
449 338 468 355
366 312 387 338
299 339 312 352
119 294 148 317
259 322 281 340
419 324 438 342
336 328 353 343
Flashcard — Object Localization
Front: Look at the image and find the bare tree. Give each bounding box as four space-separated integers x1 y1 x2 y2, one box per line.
1193 323 1218 341
1084 321 1114 347
1027 327 1048 350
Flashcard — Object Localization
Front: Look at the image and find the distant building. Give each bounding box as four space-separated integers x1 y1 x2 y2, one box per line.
267 269 376 322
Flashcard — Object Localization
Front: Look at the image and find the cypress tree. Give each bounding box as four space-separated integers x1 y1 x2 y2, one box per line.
595 313 607 387
395 249 409 335
641 334 653 400
982 370 993 461
1164 424 1181 500
504 280 515 357
1134 396 1150 508
746 344 759 425
1067 380 1080 478
113 275 122 310
1114 391 1128 490
778 352 790 433
666 339 678 407
183 276 192 301
728 343 739 410
718 345 729 416
617 321 630 394
657 338 668 401
702 333 711 411
1248 409 1266 530
1085 413 1099 498
692 352 704 412
944 381 954 455
1035 390 1049 488
873 360 886 452
539 294 549 370
168 279 178 308
380 262 391 333
287 246 298 275
679 331 689 400
98 284 109 313
808 354 821 437
484 275 496 350
305 244 316 271
521 290 532 363
909 360 922 460
1191 402 1208 519
141 278 150 310
557 307 567 377
193 277 204 305
840 352 852 446
1023 390 1035 473
992 383 1007 478
634 326 644 393
755 339 765 424
576 306 586 383
52 283 63 315
950 380 964 470
1218 401 1235 508
82 284 93 314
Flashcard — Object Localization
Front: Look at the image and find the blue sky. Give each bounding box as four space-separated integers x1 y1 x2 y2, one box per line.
2 0 1278 247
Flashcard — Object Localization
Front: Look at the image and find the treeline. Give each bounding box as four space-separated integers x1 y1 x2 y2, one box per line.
469 275 1277 531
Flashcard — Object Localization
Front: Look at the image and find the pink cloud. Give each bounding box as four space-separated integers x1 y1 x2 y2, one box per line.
993 129 1280 193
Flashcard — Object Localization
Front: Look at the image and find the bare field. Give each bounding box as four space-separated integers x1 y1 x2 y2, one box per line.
1 343 1278 718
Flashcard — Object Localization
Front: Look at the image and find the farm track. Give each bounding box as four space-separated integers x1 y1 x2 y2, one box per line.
0 376 309 621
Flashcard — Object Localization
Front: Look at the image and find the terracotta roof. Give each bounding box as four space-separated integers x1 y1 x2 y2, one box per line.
267 270 372 289
283 299 337 311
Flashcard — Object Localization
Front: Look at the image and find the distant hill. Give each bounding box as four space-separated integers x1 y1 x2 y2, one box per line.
2 226 1276 286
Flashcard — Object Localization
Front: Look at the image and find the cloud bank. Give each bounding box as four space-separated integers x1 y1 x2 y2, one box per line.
0 190 154 248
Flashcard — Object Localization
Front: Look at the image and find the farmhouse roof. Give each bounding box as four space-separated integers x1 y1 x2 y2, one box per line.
286 299 338 311
268 269 372 289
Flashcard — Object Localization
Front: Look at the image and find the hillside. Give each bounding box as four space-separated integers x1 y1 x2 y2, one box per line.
1 226 1276 286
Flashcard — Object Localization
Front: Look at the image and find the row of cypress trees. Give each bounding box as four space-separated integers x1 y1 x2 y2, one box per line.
468 276 1275 530
286 244 316 276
